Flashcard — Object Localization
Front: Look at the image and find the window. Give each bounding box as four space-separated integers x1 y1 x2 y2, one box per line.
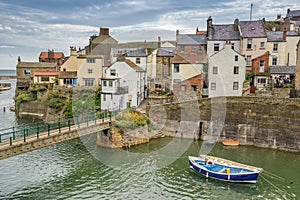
191 46 195 52
155 84 162 88
41 77 49 82
86 58 95 63
88 69 93 74
233 82 239 90
181 46 185 52
110 69 116 76
24 70 31 75
198 46 202 52
234 66 239 74
235 55 238 61
272 57 277 66
231 43 235 49
211 82 216 90
246 55 252 66
259 60 264 73
191 85 197 91
247 39 252 49
257 78 266 84
103 80 107 86
180 85 187 91
136 58 141 64
212 66 218 74
214 43 220 51
273 43 278 52
173 79 181 84
109 80 113 87
84 79 94 86
260 42 265 49
63 68 66 71
174 64 180 73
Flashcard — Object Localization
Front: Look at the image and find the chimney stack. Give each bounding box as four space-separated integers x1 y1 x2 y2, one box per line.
100 28 109 36
18 56 21 63
207 16 213 38
158 36 161 48
70 46 77 56
287 8 290 15
283 27 287 41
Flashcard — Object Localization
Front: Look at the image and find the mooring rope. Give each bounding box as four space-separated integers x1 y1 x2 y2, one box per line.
262 170 295 184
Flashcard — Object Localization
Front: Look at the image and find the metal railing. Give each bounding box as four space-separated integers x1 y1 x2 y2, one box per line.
0 111 117 147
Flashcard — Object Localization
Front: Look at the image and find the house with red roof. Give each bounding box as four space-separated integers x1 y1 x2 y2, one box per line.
39 49 64 65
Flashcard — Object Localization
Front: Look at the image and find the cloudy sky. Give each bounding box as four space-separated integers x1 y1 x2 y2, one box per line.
0 0 299 69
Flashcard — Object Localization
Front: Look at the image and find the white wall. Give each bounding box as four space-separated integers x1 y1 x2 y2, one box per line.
207 40 240 57
208 44 246 97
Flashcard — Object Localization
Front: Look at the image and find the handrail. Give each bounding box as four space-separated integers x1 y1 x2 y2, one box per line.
0 111 117 146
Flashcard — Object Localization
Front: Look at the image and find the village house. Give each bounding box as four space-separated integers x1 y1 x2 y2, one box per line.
148 37 176 94
16 56 57 90
39 49 64 65
59 47 103 87
206 17 241 57
172 31 207 96
84 28 118 67
101 59 146 111
237 19 267 73
251 52 270 90
33 71 59 84
208 42 246 97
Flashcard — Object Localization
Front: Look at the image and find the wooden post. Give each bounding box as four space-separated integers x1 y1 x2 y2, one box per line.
48 124 50 136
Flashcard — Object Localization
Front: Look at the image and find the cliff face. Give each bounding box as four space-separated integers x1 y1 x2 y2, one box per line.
146 97 300 152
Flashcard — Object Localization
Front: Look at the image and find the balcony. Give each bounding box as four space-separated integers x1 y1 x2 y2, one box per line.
102 86 128 94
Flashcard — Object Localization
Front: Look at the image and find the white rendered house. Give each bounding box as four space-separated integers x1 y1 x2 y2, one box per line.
101 59 146 111
208 43 246 97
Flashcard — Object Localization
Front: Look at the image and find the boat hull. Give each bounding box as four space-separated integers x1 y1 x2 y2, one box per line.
189 156 261 183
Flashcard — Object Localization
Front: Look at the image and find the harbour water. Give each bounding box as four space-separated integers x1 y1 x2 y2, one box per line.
0 79 299 199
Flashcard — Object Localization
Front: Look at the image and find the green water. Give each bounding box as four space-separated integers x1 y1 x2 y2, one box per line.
0 135 299 200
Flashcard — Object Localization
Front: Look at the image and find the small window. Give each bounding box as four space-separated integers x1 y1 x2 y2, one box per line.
231 43 235 49
235 55 238 61
257 78 267 84
246 55 252 66
136 58 141 64
273 43 278 52
110 69 116 76
63 68 66 71
173 79 181 84
88 69 93 74
24 70 31 75
214 43 220 51
247 39 252 49
260 42 265 48
155 84 161 89
213 66 218 74
191 46 195 52
233 82 239 90
198 46 202 52
84 79 94 86
259 60 264 73
180 85 187 91
191 85 197 91
87 58 96 63
174 64 180 73
103 80 107 86
181 46 185 52
109 80 113 87
41 77 49 82
234 66 239 74
272 57 277 66
211 82 216 90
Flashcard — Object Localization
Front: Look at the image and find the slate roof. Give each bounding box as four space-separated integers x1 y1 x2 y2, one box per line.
125 59 144 72
267 31 286 42
157 47 176 57
208 24 240 40
177 34 207 45
269 66 296 74
112 48 147 57
239 20 266 38
286 9 300 19
17 62 57 68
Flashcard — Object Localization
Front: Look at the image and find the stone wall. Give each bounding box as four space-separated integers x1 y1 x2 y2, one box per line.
18 102 48 119
146 97 300 152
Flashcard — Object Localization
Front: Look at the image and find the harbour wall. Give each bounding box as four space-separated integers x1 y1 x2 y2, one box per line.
146 97 300 152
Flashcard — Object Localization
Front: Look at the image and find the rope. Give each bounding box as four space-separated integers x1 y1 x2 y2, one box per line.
262 170 295 184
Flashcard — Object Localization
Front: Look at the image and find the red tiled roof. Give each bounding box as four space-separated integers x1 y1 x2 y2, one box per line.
34 71 59 76
39 52 64 59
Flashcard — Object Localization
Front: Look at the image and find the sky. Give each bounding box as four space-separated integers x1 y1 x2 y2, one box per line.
0 0 299 69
